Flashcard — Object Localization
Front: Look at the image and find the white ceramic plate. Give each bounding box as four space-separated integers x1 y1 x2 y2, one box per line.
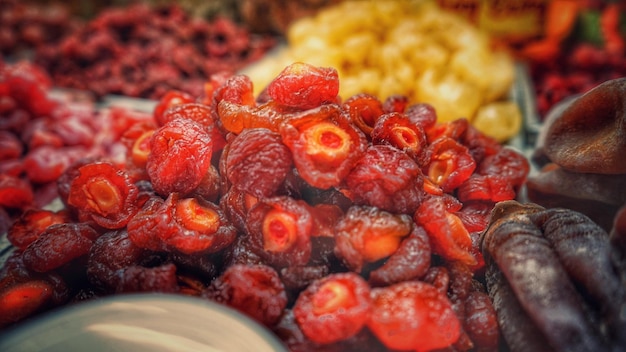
0 293 288 352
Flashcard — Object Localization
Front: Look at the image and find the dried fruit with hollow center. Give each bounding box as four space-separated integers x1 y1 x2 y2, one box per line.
293 272 371 344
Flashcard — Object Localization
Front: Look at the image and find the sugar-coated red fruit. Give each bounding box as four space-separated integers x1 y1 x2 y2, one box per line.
267 62 339 110
368 281 461 351
146 118 213 196
67 161 139 229
22 223 99 273
293 272 372 344
205 264 287 327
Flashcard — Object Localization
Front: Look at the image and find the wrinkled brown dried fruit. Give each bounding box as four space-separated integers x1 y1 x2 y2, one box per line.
481 200 626 351
541 78 626 174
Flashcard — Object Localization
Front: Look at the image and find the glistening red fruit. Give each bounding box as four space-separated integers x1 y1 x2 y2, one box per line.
293 272 371 344
267 62 339 110
368 281 461 351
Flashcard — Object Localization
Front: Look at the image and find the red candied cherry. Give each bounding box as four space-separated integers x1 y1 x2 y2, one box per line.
67 161 139 229
0 280 54 328
371 112 428 162
368 226 432 287
0 174 33 209
224 128 293 198
414 196 477 266
424 137 476 193
457 174 516 203
334 205 413 273
406 102 438 130
293 272 372 345
368 281 461 351
22 223 99 273
342 93 385 135
157 194 237 255
161 103 227 151
426 118 469 142
382 94 409 114
146 118 213 196
281 104 368 190
345 144 424 214
211 74 256 107
23 145 86 184
246 196 313 267
464 291 500 350
0 130 23 160
205 264 287 327
126 196 167 252
7 209 70 250
267 62 339 110
478 146 530 188
153 90 195 126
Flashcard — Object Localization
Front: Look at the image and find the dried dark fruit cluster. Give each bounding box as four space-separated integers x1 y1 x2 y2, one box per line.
0 62 530 351
528 78 626 231
481 200 626 351
33 3 277 100
0 60 152 233
0 0 80 57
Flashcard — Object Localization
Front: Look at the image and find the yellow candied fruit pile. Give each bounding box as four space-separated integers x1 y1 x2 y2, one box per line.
244 0 521 142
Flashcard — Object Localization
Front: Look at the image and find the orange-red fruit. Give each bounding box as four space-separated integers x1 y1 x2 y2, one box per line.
293 272 371 344
368 281 461 351
267 62 339 110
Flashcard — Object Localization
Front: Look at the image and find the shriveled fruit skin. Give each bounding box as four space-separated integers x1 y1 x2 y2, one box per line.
204 263 287 327
146 118 213 196
22 223 99 273
267 62 339 110
225 128 293 198
345 144 424 214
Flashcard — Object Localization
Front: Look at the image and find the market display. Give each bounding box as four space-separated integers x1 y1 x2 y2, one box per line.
1 1 626 351
243 0 521 142
0 61 532 351
0 0 79 57
0 61 153 232
32 2 277 100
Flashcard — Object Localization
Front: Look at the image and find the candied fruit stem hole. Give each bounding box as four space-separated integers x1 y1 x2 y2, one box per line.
311 280 353 315
445 212 474 253
428 152 455 186
244 193 259 211
262 209 298 252
303 122 351 163
83 178 123 216
176 198 221 233
131 130 154 167
363 231 404 262
390 126 419 150
423 177 444 196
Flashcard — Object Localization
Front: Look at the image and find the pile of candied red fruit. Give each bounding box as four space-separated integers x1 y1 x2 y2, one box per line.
0 60 153 234
0 61 530 351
